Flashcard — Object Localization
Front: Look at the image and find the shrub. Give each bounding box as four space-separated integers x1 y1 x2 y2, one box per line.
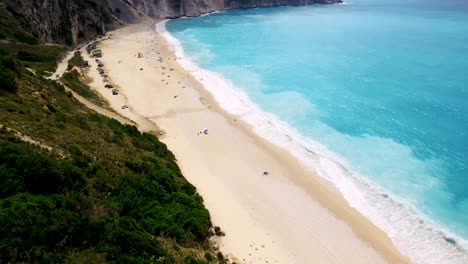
13 32 39 45
0 68 215 262
216 252 224 261
17 51 50 62
0 65 17 92
0 54 18 92
204 252 214 262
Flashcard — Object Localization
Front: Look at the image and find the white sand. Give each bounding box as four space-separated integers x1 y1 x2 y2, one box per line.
82 24 410 264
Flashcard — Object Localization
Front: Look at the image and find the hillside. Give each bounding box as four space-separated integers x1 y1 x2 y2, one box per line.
0 30 227 263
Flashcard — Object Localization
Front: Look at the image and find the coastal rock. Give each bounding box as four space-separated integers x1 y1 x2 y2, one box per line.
0 0 342 45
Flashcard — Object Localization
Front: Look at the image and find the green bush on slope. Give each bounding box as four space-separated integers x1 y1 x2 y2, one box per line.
0 53 18 92
61 72 107 107
0 55 219 263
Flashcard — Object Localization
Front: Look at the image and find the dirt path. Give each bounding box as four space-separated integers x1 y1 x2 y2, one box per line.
45 38 135 126
63 85 134 126
47 51 77 80
48 37 107 80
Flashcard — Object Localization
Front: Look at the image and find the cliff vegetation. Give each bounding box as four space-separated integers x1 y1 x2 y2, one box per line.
0 33 226 264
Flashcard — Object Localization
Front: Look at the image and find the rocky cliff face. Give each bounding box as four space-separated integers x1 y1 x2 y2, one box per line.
0 0 341 45
1 0 122 45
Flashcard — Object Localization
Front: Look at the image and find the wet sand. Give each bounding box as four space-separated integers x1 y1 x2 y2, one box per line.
82 24 410 264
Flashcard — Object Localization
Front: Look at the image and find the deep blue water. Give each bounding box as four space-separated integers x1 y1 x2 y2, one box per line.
166 0 468 262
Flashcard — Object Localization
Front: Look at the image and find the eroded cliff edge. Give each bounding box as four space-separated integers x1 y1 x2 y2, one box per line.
0 0 341 45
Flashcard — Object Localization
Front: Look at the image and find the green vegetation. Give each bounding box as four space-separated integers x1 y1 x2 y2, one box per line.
0 5 66 75
0 42 66 74
62 72 108 108
67 51 84 70
0 51 19 92
0 47 225 263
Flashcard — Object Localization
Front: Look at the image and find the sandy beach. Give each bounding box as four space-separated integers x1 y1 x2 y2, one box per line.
81 24 410 264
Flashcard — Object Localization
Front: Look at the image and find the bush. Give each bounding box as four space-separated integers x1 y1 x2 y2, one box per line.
13 32 39 45
0 55 17 70
0 65 17 92
0 139 86 197
0 54 18 92
67 52 83 70
205 252 214 262
0 68 215 262
0 193 83 262
17 51 50 62
184 256 208 264
61 73 105 106
64 249 107 264
216 252 224 262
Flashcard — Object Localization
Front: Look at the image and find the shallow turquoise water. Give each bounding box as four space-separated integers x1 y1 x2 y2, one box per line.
166 0 468 262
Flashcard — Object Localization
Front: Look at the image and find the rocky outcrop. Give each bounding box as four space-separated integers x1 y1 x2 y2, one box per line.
0 0 342 45
1 0 121 45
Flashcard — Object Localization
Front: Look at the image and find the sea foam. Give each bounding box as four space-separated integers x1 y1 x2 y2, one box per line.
156 19 468 264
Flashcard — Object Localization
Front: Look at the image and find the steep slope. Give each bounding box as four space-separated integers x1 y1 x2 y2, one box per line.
0 32 227 264
0 0 341 45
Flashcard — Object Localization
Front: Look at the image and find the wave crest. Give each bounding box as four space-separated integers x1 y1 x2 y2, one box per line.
157 19 468 264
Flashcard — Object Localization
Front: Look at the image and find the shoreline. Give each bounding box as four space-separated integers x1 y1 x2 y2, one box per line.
158 18 468 264
82 23 410 263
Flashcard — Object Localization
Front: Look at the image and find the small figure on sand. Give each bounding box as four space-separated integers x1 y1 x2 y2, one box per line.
203 128 209 135
263 171 269 176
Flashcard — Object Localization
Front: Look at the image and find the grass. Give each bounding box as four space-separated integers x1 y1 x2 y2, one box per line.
61 72 108 108
67 51 83 70
0 42 66 74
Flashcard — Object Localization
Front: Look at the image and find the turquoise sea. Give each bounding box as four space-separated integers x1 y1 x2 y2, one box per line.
162 0 468 262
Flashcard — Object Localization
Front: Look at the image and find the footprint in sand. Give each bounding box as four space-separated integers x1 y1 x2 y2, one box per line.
199 97 207 105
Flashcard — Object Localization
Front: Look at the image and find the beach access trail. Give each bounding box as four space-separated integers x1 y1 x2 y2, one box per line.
45 38 135 126
82 24 411 264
